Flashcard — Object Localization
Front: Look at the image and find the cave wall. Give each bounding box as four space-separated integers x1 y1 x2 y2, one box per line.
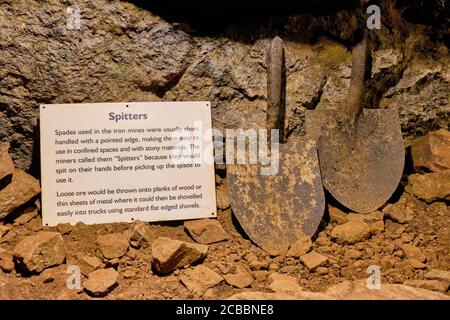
0 0 449 171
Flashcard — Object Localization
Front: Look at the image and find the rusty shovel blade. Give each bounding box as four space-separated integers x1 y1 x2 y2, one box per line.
227 37 325 255
305 29 404 213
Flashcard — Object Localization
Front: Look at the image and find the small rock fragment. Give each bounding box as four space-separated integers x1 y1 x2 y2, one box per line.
331 219 371 244
13 207 38 226
97 233 129 259
76 255 103 276
403 280 449 293
83 268 119 297
122 269 136 279
216 183 231 209
300 251 328 271
411 129 450 172
180 265 223 291
13 231 65 273
184 219 228 244
402 244 426 263
370 220 385 235
151 237 208 274
408 170 450 202
268 273 303 293
223 266 253 288
56 223 72 235
0 225 11 239
425 269 450 283
286 235 312 258
328 206 348 224
0 169 41 220
128 221 155 248
408 259 427 269
384 204 415 224
0 252 14 272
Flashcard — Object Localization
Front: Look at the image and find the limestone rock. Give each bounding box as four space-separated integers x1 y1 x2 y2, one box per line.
403 280 449 293
300 251 328 270
0 169 41 220
425 269 450 283
408 170 450 202
0 142 14 184
180 265 223 291
331 219 371 244
152 237 208 274
268 273 303 293
76 254 103 276
184 219 228 244
83 268 119 297
286 236 312 258
128 221 155 249
97 233 129 259
13 231 65 273
223 266 253 289
411 129 450 172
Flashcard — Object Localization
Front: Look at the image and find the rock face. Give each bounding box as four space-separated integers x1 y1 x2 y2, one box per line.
411 129 450 172
83 268 119 297
0 169 41 220
402 244 426 263
0 1 448 170
13 231 65 273
184 219 228 244
408 171 450 202
331 219 371 244
152 237 208 274
179 265 223 291
97 233 129 259
384 203 415 224
0 252 14 272
425 269 450 283
0 142 14 183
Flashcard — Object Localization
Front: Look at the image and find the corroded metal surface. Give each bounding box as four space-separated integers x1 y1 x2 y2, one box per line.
227 137 325 255
305 108 405 213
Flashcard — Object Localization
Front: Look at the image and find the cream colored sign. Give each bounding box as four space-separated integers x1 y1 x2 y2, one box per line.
40 102 217 226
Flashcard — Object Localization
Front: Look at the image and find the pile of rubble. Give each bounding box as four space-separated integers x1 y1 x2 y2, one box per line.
0 130 449 300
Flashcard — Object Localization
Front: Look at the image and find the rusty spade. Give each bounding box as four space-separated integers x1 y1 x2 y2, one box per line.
227 37 325 255
305 28 405 213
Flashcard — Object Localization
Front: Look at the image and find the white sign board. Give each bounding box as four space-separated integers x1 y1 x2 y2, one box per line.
40 102 217 226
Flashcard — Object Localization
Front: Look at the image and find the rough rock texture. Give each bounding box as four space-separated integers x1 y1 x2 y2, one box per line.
152 237 208 274
0 143 14 183
0 169 41 220
408 171 450 202
96 233 129 259
328 206 349 225
425 269 450 283
83 268 119 297
330 219 371 244
411 129 450 172
268 273 304 293
0 0 449 170
0 252 14 272
384 203 415 224
300 251 328 271
13 231 65 273
404 280 449 293
179 265 223 291
184 219 228 244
